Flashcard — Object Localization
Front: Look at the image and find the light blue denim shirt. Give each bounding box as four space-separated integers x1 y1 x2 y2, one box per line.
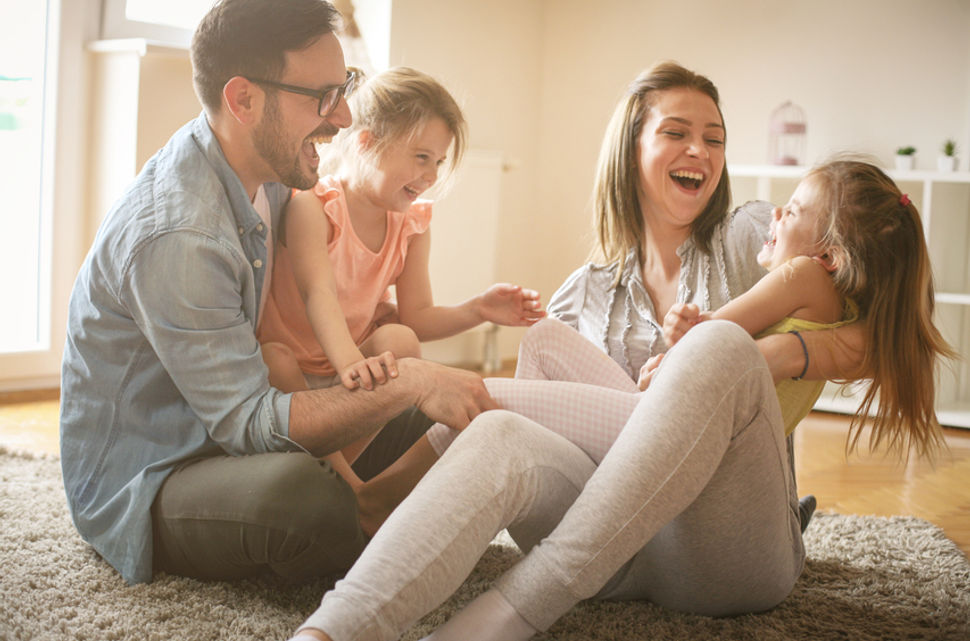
60 113 301 584
547 201 773 378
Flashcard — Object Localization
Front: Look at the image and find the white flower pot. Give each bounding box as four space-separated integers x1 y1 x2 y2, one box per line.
937 155 958 172
895 155 915 171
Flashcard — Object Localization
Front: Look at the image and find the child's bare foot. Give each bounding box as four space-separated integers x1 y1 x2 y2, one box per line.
355 480 395 538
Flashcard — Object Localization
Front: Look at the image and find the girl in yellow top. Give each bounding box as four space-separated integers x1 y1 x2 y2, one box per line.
657 158 951 454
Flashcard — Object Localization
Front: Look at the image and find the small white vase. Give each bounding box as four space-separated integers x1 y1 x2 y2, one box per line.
895 155 915 171
937 155 958 172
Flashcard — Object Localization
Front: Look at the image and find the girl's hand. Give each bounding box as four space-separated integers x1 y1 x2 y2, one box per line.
662 303 711 346
478 283 547 326
637 352 665 390
339 352 399 391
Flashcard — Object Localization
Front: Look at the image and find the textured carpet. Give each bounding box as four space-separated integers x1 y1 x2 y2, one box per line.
2 446 968 641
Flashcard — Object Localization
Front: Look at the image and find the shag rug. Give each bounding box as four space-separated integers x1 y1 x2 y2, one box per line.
2 446 969 641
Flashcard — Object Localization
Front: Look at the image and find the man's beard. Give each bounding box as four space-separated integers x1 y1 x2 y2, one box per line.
252 95 317 190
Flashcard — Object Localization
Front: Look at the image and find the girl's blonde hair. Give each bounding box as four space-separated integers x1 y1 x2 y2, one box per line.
808 158 955 459
321 66 467 189
592 61 731 268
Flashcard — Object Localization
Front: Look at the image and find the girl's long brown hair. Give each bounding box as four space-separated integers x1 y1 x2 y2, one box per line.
809 159 955 459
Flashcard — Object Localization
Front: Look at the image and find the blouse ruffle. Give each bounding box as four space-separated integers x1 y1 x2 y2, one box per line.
547 200 773 378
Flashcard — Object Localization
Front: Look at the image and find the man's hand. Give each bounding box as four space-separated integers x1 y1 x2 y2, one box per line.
477 283 547 327
400 358 499 429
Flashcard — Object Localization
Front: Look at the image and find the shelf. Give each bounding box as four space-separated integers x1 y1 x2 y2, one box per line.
814 384 970 430
729 164 970 183
937 292 970 306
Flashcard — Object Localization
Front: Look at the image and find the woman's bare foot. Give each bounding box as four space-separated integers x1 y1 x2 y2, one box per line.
290 629 332 641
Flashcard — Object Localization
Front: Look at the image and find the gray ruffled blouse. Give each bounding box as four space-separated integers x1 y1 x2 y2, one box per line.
547 201 773 379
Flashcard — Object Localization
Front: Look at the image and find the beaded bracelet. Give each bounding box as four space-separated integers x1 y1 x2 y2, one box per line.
788 330 809 381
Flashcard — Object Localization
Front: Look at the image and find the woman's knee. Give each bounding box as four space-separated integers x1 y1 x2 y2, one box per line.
516 317 570 368
519 317 565 350
456 410 594 479
674 320 762 370
458 409 539 450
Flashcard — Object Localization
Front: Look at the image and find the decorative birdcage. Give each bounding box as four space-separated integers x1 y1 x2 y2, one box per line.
768 101 806 166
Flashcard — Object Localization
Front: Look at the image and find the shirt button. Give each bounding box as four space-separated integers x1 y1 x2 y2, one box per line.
253 259 263 269
238 226 244 235
256 223 264 232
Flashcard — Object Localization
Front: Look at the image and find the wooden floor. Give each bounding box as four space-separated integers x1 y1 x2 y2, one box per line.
2 387 968 558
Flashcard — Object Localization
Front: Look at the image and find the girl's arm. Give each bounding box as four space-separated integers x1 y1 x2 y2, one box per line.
663 257 840 345
716 257 864 384
286 191 391 389
758 323 867 384
395 230 546 341
710 256 841 332
647 257 844 390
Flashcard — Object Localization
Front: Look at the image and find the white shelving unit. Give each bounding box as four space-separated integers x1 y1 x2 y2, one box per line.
729 164 970 429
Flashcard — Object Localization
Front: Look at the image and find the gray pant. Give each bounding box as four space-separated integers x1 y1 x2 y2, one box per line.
302 321 804 639
151 407 431 581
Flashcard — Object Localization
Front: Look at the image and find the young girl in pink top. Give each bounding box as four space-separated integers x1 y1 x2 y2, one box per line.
257 67 545 487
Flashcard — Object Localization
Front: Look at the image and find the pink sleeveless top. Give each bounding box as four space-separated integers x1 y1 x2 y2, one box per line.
258 175 432 376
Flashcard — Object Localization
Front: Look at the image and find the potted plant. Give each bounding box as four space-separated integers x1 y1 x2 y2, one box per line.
938 139 958 172
895 146 916 171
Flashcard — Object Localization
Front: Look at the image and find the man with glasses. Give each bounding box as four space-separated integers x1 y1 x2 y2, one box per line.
60 0 496 586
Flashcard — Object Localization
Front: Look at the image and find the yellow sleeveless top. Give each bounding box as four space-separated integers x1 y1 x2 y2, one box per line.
758 299 859 435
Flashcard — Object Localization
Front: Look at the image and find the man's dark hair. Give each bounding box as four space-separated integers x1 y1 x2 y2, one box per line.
191 0 340 113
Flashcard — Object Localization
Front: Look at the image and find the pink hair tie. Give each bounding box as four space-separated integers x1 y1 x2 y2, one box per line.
900 193 911 206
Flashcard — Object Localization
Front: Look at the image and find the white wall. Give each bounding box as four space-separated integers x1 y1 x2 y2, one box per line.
29 0 967 387
385 0 970 362
388 0 545 361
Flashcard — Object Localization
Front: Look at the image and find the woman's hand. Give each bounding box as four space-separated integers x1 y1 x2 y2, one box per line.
477 283 547 326
756 323 867 384
637 352 666 390
662 302 710 346
339 352 399 391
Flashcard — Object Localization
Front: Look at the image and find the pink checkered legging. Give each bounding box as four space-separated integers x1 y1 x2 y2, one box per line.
426 318 644 463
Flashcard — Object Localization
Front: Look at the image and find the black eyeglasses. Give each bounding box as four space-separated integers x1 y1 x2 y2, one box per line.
247 68 358 117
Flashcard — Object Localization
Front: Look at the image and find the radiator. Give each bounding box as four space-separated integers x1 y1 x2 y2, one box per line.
424 149 505 371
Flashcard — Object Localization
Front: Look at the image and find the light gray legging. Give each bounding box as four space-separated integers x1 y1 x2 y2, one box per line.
301 321 805 640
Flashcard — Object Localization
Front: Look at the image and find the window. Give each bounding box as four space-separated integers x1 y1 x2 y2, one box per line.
0 1 51 354
100 0 214 47
0 0 90 390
